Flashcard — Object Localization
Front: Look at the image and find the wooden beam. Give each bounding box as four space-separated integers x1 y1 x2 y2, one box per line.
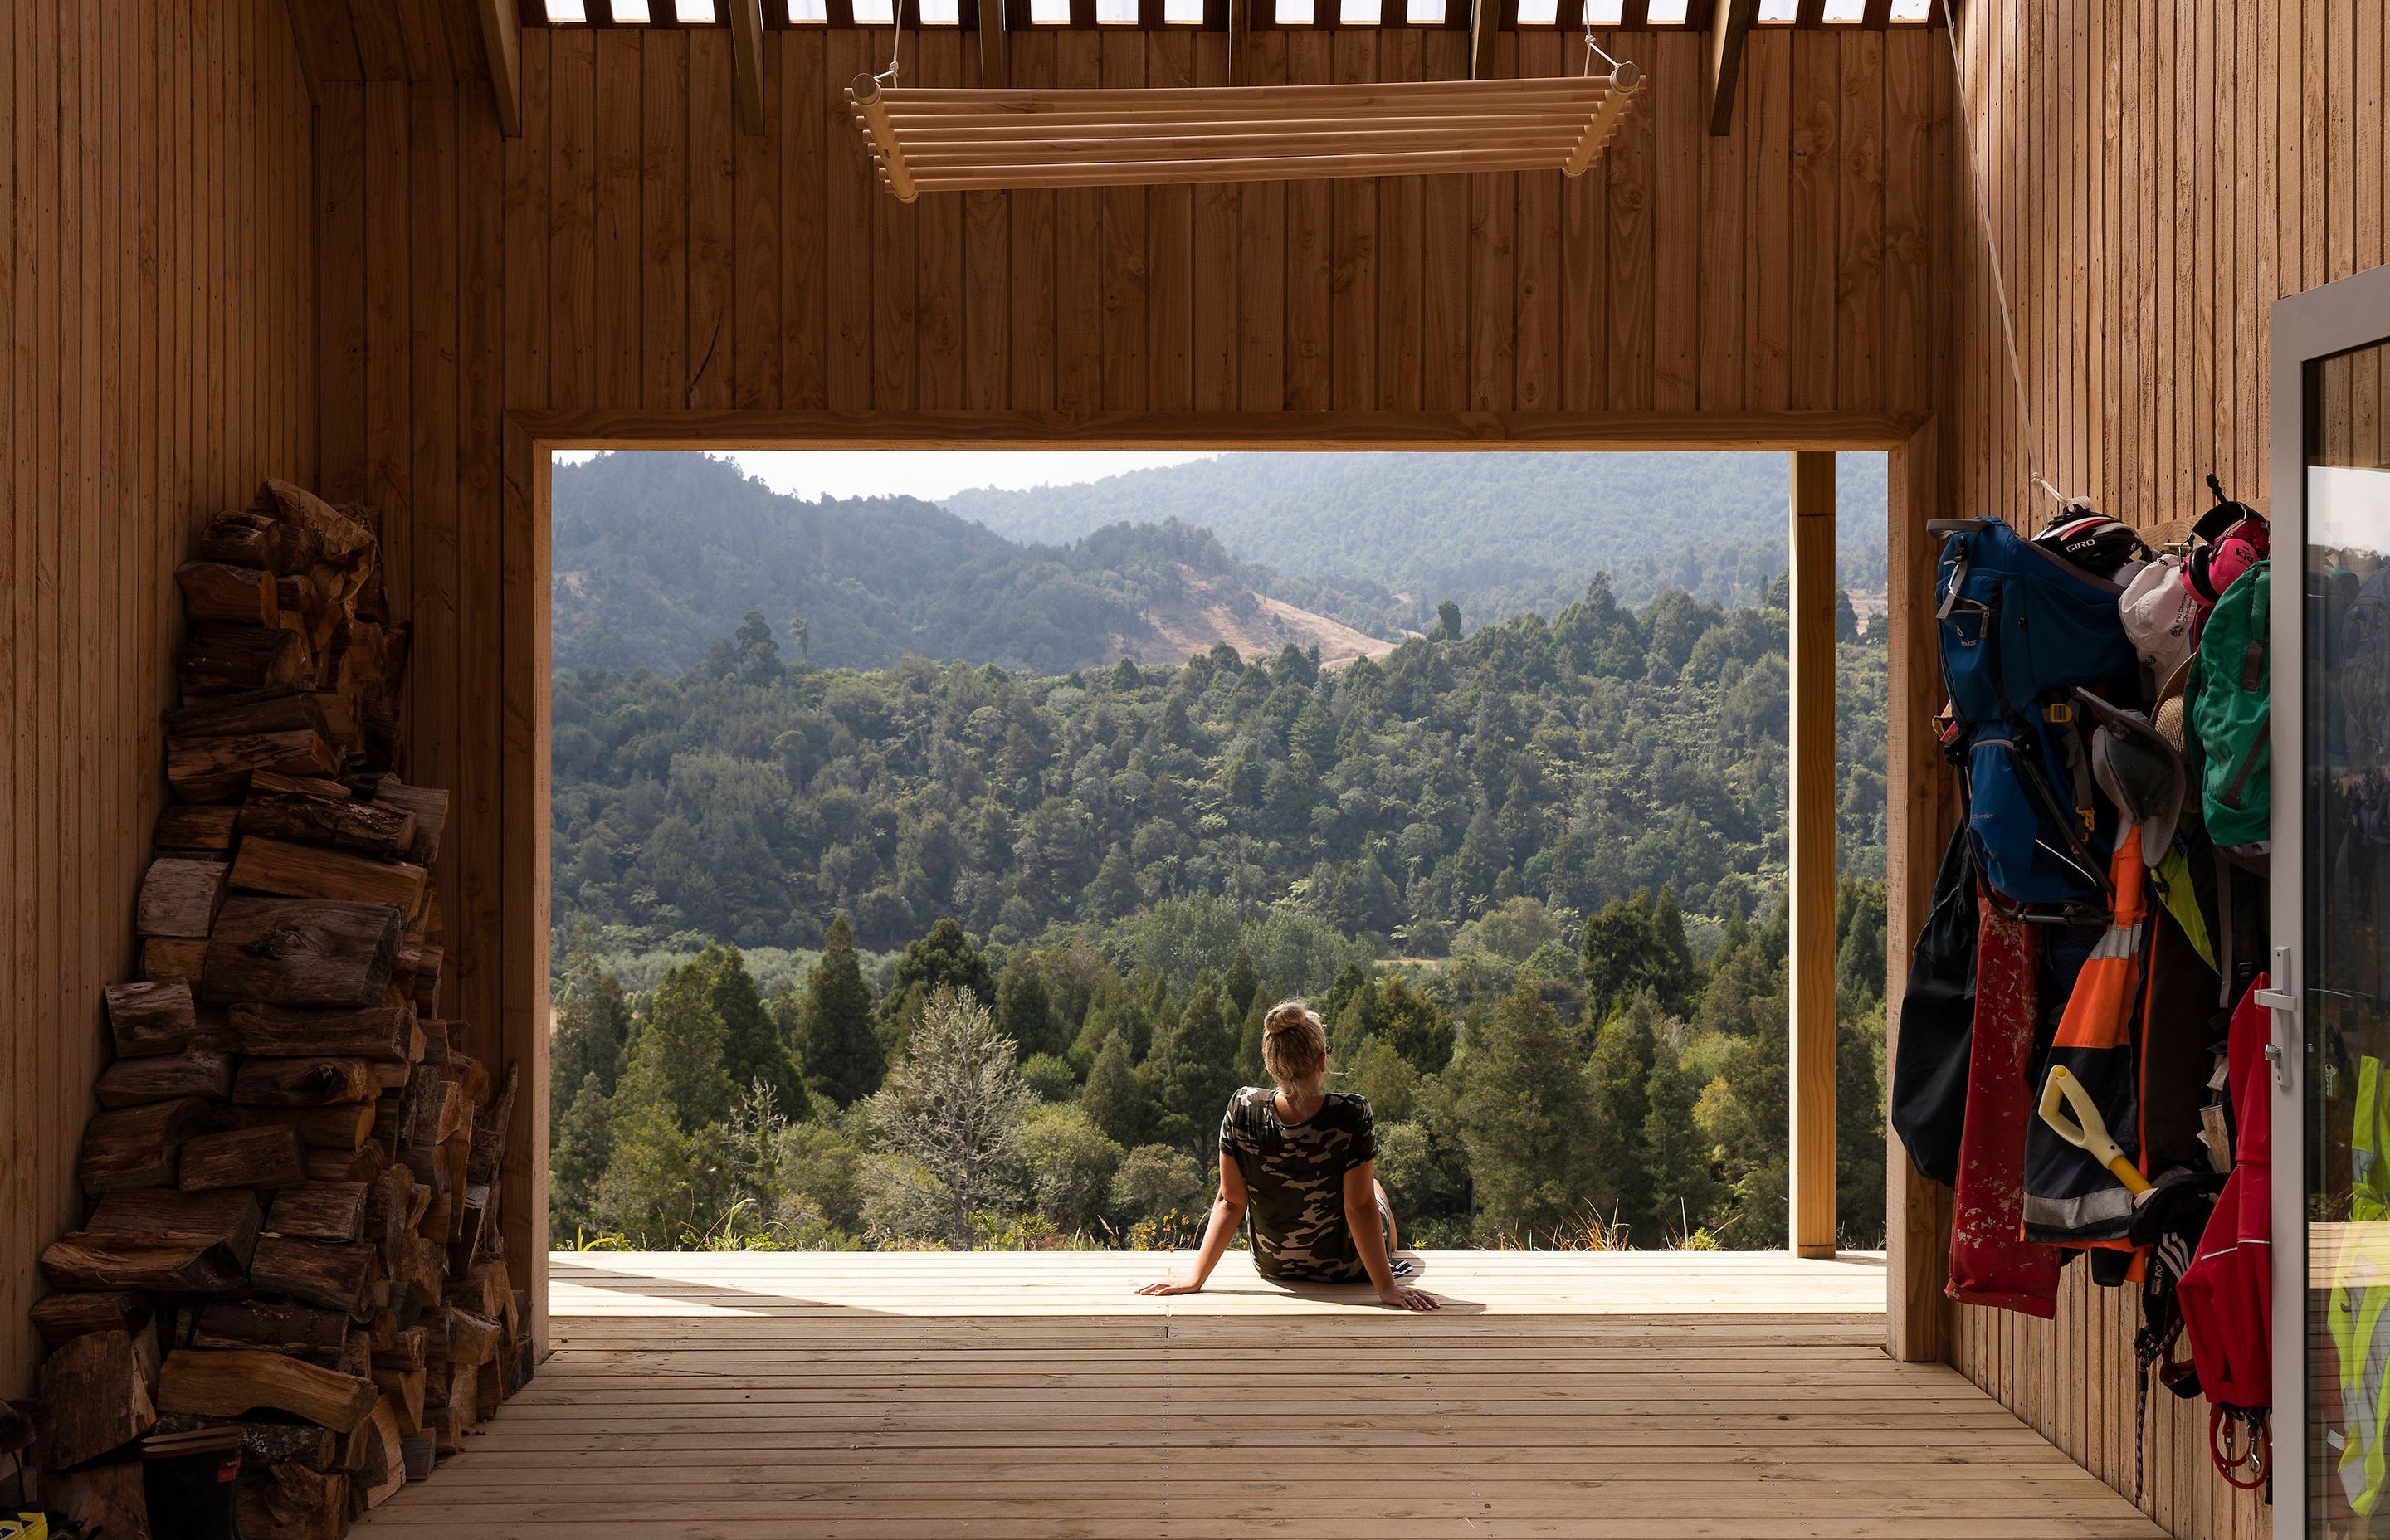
1227 0 1251 85
730 0 766 135
1705 0 1754 136
977 0 1009 89
1883 422 1952 1362
1468 0 1501 80
476 0 525 135
1788 450 1838 1262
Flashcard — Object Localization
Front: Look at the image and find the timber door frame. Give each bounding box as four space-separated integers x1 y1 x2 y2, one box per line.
500 405 1953 1367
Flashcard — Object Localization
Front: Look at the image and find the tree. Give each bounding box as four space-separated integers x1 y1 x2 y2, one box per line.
622 954 740 1133
870 987 1033 1248
549 1072 614 1242
1584 992 1661 1240
795 914 882 1107
1110 1144 1208 1225
700 944 809 1124
1144 982 1242 1157
1436 599 1464 640
1642 1032 1718 1242
1222 947 1261 1018
1581 888 1695 1021
1456 986 1600 1243
1018 1104 1124 1233
1080 1030 1154 1148
876 918 998 1056
550 931 632 1138
996 958 1063 1061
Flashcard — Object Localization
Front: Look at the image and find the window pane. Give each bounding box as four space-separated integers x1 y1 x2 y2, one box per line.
1758 0 1797 21
1821 0 1866 18
920 0 961 21
1405 0 1443 21
1095 0 1137 21
547 0 588 18
1276 0 1314 23
1515 0 1557 25
1029 0 1069 22
851 0 895 22
1646 0 1689 22
1339 0 1380 22
672 0 715 20
1889 0 1932 17
612 0 651 19
786 0 827 18
1583 0 1624 22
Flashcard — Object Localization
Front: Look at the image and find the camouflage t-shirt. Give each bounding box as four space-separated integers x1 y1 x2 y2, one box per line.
1218 1087 1378 1283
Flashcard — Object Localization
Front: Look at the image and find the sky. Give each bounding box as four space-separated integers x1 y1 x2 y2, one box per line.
550 448 1215 504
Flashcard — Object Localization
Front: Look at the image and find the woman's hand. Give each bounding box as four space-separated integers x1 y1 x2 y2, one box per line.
1138 1275 1203 1296
1376 1284 1439 1312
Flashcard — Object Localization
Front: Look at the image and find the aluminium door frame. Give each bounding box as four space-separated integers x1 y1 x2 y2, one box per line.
2269 260 2390 1540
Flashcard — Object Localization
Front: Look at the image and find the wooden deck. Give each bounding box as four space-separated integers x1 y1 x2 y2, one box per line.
360 1250 2163 1538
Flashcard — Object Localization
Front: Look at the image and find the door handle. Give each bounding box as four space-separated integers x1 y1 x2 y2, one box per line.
2254 945 2295 1089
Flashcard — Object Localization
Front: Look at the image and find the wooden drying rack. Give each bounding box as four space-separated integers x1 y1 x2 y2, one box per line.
846 64 1643 202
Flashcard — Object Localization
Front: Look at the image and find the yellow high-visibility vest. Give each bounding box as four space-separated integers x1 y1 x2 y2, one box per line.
2334 1055 2390 1515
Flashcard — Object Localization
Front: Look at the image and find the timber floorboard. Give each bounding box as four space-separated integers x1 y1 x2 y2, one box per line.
359 1251 2163 1538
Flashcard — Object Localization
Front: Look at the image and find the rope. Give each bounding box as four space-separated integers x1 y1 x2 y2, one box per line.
876 2 908 85
1939 0 2073 512
1582 22 1617 77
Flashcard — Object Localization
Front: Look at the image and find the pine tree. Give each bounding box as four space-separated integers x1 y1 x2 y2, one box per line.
1642 1032 1719 1242
1144 982 1241 1157
1086 844 1140 923
797 914 881 1107
704 943 809 1123
996 958 1061 1061
550 931 633 1139
1585 991 1661 1240
1080 1029 1154 1148
1455 986 1599 1243
871 987 1033 1248
622 954 740 1133
549 1072 615 1243
1222 947 1261 1018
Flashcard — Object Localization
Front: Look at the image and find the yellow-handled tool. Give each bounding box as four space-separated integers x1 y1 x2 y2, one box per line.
2036 1064 2152 1196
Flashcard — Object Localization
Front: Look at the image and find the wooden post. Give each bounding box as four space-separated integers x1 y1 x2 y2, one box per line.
730 0 767 136
1705 0 1753 137
1883 423 1953 1361
476 0 524 138
1468 0 1500 81
1788 451 1838 1261
977 0 1010 89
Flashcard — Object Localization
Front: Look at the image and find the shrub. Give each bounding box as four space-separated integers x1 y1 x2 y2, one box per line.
1110 1143 1207 1226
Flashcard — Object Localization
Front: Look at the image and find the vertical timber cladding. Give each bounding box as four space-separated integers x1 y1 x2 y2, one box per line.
301 19 1949 1362
1939 2 2389 1537
0 0 320 1398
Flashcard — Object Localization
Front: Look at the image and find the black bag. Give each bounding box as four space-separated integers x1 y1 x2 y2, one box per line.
1890 821 1981 1186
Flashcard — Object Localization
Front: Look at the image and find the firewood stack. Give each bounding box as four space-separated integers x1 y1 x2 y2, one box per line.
29 480 528 1540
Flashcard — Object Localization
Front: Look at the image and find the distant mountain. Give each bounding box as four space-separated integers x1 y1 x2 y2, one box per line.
550 452 1388 675
944 451 1890 636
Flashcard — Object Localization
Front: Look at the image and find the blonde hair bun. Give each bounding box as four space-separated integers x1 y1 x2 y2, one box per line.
1260 1000 1329 1090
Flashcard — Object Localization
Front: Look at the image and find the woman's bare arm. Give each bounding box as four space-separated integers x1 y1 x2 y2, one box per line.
1344 1160 1436 1310
1138 1151 1248 1295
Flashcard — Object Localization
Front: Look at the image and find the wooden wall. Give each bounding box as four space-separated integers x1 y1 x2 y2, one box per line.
295 13 1953 1363
0 0 320 1397
1938 1 2390 1535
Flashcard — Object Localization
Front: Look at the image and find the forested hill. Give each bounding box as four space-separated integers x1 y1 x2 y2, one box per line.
552 451 1383 676
944 452 1891 637
550 575 1889 961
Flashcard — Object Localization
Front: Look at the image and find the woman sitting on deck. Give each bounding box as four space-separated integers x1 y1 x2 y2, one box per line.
1139 1001 1438 1311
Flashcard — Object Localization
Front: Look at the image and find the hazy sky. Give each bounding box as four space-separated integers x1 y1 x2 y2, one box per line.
552 448 1215 503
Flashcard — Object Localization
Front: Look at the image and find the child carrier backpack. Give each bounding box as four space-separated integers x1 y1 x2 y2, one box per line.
1933 516 2146 924
2190 561 2271 854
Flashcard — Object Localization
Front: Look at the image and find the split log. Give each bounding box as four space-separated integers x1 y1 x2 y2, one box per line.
191 1299 350 1357
369 777 447 865
95 1046 235 1109
41 1233 250 1294
197 507 305 573
251 1236 377 1318
134 858 228 939
88 1187 264 1257
168 729 339 802
238 793 417 860
303 1146 387 1183
159 1350 378 1435
41 1329 159 1468
177 560 282 626
363 1167 416 1260
229 837 427 915
31 1291 151 1349
201 898 402 1008
235 1463 349 1540
355 1398 406 1507
262 478 374 563
163 685 330 742
234 1056 378 1108
232 1001 418 1061
105 979 197 1057
266 1182 369 1243
401 1433 434 1480
140 937 210 987
369 1326 427 1374
247 769 353 802
178 1126 306 1192
403 1070 463 1148
234 1102 378 1151
371 1367 426 1438
179 621 310 694
154 804 241 854
147 1412 337 1473
80 1098 212 1192
46 1459 152 1540
446 1309 502 1368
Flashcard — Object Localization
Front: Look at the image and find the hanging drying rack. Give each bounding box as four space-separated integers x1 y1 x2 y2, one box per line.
846 36 1641 202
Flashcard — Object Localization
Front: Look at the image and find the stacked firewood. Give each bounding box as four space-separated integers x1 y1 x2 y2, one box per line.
29 480 526 1540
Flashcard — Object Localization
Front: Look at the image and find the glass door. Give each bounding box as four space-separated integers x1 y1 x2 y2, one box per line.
2288 280 2390 1538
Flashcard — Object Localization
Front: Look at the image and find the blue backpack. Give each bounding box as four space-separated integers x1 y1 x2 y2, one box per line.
1933 517 2145 924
